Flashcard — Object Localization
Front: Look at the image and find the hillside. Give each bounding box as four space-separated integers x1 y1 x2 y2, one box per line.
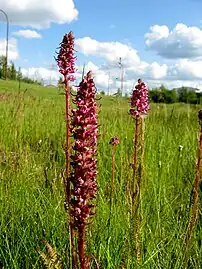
0 79 60 97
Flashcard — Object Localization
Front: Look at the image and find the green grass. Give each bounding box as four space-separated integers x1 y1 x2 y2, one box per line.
0 79 201 268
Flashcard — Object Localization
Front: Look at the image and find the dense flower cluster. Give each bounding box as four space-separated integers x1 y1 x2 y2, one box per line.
130 80 149 117
70 71 98 228
56 31 76 82
109 136 120 146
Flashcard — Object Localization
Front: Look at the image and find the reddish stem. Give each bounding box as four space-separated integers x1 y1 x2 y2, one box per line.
78 224 86 269
141 116 145 179
64 77 77 268
132 116 140 198
64 77 71 207
182 126 202 268
186 126 202 240
194 126 202 205
112 145 115 193
134 116 140 171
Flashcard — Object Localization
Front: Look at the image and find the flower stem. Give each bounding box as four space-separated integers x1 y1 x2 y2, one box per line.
132 116 140 199
140 116 145 180
182 124 202 268
131 115 142 264
64 78 77 269
64 77 71 210
78 224 86 269
111 145 115 194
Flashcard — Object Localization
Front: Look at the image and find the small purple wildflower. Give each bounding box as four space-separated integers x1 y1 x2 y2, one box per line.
109 137 120 146
130 79 149 117
56 31 76 82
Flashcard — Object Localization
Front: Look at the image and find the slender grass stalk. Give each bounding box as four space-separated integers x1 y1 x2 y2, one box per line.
107 137 120 237
14 88 27 148
110 136 120 194
176 145 183 181
182 110 202 268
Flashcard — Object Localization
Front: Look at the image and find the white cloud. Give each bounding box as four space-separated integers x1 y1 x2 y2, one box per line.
169 59 202 80
12 29 42 39
20 60 202 93
145 23 202 59
0 38 19 60
75 36 202 91
21 67 59 83
144 62 168 80
75 37 141 67
0 0 78 29
75 37 168 87
19 32 202 93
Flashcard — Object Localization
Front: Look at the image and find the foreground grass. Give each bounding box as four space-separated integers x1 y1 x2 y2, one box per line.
0 80 201 268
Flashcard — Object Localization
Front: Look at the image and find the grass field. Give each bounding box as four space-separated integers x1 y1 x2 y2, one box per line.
0 79 201 268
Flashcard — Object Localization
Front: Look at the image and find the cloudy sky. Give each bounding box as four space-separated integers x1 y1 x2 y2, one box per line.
1 0 202 93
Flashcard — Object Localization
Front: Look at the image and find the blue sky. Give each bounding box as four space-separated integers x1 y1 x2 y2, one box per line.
1 0 202 91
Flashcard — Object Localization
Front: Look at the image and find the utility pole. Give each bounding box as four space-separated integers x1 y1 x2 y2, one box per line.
0 9 9 80
107 71 110 95
118 57 124 94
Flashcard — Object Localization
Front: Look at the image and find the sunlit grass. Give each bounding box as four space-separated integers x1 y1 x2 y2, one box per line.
0 79 201 268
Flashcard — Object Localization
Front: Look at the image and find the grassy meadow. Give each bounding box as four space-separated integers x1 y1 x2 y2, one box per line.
0 79 202 268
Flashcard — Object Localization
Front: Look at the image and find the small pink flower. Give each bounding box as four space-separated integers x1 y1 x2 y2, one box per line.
109 137 120 146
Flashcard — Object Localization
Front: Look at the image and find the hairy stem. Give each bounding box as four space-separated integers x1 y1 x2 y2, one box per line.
64 78 77 268
132 116 140 200
131 116 142 264
111 145 115 194
141 116 145 180
78 224 86 269
182 126 202 267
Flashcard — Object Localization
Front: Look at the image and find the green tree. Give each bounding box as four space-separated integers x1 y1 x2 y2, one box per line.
163 89 177 103
177 87 188 103
187 90 197 104
0 56 7 79
9 62 16 80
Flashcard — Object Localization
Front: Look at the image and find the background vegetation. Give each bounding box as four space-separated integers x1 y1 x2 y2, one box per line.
0 78 201 268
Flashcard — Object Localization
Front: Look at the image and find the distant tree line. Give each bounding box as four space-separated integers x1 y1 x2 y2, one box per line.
0 55 42 85
99 85 202 104
149 85 202 104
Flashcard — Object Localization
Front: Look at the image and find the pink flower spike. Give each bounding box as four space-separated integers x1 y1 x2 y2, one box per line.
130 79 149 118
70 70 98 268
56 31 76 82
